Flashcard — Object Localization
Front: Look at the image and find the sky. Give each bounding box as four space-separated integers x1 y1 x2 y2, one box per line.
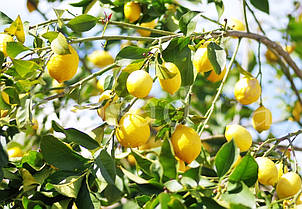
1 0 302 167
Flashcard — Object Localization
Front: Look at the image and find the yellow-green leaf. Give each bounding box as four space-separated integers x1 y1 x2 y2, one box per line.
5 15 25 43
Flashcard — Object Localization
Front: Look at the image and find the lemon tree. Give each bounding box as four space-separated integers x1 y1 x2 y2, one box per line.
1 0 302 208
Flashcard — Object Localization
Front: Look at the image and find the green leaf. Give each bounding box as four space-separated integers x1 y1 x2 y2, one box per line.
122 59 145 73
207 42 226 75
115 71 129 97
215 140 239 177
40 135 89 171
21 151 44 171
0 51 4 66
159 139 177 179
116 46 150 61
200 197 227 209
4 86 20 105
237 64 254 79
75 180 94 209
131 150 154 177
167 197 186 209
70 0 97 14
51 33 70 55
162 37 194 86
95 149 116 184
103 74 114 90
6 42 30 58
51 175 84 198
53 9 65 28
179 11 199 35
12 59 40 78
229 154 258 187
249 0 269 14
41 31 59 42
64 128 100 150
0 143 8 167
135 195 151 208
222 182 256 208
120 166 149 184
51 199 71 209
103 184 123 203
164 180 184 192
0 11 13 25
0 90 11 110
51 121 99 150
67 14 97 32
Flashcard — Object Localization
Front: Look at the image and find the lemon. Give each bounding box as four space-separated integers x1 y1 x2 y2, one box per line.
233 155 242 168
0 33 13 57
193 43 213 73
171 125 201 164
276 172 302 199
1 91 10 104
88 50 114 68
265 49 278 63
96 79 104 93
47 45 79 83
52 80 64 94
293 101 302 121
297 193 302 205
276 162 288 180
252 106 272 133
127 154 136 166
255 157 278 186
225 124 252 152
7 146 23 158
137 20 157 37
97 90 118 121
286 45 295 53
116 113 150 148
124 2 141 23
139 136 162 150
234 77 261 105
159 62 181 95
126 70 153 98
206 67 226 83
230 18 245 31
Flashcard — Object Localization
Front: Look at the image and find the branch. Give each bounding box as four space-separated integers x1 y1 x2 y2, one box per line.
211 30 302 80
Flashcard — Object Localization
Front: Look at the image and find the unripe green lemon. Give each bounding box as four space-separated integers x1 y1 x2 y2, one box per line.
225 124 252 152
255 157 278 186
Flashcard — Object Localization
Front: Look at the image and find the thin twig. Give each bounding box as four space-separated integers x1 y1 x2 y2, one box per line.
197 38 242 135
243 0 250 33
245 2 266 35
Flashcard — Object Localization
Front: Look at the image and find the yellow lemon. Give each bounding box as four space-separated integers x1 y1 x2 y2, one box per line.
171 125 201 164
137 20 157 37
1 91 10 104
233 155 242 168
276 162 288 180
159 62 181 95
0 33 13 57
286 45 295 54
225 124 252 152
255 157 278 186
276 172 302 199
126 70 153 98
252 106 272 133
206 67 226 83
124 2 141 23
127 154 136 166
7 146 23 158
265 49 278 63
230 18 245 31
139 136 162 150
47 45 79 83
193 43 213 73
52 80 64 94
234 77 261 105
116 113 150 148
88 50 114 68
293 101 302 122
97 90 118 120
32 119 38 131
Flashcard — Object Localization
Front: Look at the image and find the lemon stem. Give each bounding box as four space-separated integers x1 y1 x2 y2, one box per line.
197 38 241 135
245 2 266 35
242 0 250 33
256 41 263 106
